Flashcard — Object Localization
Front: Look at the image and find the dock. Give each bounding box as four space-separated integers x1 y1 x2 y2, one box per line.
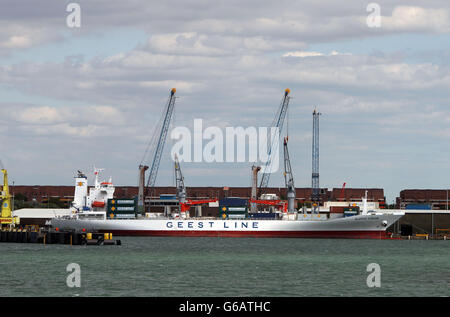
0 228 121 246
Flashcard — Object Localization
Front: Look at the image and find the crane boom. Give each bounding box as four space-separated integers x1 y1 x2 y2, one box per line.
283 137 296 212
146 88 177 191
174 154 186 204
339 182 347 201
259 89 291 195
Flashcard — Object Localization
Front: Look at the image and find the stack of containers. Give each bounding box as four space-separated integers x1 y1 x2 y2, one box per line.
107 198 138 219
219 198 248 219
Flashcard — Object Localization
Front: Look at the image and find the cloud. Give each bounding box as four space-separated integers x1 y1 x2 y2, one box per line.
283 50 350 58
383 6 450 32
0 2 448 56
1 104 128 138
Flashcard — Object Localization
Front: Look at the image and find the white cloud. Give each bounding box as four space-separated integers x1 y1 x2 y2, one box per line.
16 106 67 124
283 50 350 58
2 35 32 49
383 6 450 32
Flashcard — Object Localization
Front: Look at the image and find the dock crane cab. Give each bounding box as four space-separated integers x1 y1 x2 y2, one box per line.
0 169 19 227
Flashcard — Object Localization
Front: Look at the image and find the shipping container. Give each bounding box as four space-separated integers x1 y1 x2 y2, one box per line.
248 213 277 219
160 194 177 200
225 214 247 219
107 198 138 219
344 210 358 217
405 204 431 210
219 197 248 207
330 206 345 213
109 213 136 219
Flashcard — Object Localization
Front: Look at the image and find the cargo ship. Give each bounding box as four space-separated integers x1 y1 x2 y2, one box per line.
52 212 403 239
51 170 404 239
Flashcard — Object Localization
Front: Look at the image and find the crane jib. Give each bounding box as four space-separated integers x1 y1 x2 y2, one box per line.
147 90 177 189
259 90 291 192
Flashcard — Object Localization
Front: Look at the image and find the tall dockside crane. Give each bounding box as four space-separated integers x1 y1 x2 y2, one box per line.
311 109 321 213
139 88 177 213
258 89 291 196
174 154 186 205
283 137 296 212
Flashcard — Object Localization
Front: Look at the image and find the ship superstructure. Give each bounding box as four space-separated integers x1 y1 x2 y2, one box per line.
71 168 115 213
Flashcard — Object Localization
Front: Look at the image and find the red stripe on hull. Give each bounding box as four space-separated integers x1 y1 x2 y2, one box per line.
101 230 391 239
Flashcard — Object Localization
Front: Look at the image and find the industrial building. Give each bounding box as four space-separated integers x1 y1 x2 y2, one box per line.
396 189 450 210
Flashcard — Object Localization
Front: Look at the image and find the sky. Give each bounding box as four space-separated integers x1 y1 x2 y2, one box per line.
1 0 450 203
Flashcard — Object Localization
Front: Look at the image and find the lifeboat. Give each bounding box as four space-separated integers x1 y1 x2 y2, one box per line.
92 201 106 208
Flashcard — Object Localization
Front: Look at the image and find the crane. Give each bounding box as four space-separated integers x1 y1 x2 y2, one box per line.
283 137 296 212
173 154 217 218
174 154 186 205
259 89 291 196
147 88 177 189
180 199 218 219
0 169 15 226
311 109 321 213
139 88 177 212
339 182 347 201
250 165 261 213
137 165 149 214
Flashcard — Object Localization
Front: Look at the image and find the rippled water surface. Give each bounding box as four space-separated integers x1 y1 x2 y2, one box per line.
0 237 448 297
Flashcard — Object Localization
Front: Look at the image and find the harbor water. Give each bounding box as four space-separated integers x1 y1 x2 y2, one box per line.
0 237 448 297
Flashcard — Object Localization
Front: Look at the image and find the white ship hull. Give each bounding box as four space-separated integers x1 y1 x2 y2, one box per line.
51 212 404 239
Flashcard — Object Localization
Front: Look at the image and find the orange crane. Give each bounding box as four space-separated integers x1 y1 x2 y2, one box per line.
174 155 217 217
249 199 287 213
180 199 218 217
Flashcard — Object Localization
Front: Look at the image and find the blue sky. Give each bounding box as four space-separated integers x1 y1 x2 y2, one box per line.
1 1 449 203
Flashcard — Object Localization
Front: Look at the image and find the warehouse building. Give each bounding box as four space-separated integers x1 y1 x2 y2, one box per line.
396 189 450 210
